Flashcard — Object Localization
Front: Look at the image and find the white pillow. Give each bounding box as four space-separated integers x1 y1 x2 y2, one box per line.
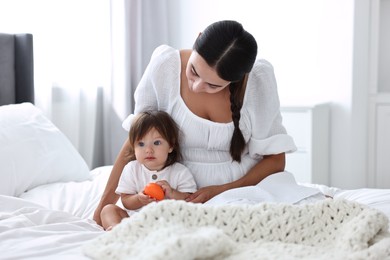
0 103 90 196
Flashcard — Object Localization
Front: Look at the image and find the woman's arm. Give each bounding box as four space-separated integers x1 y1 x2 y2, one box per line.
168 190 192 200
186 152 285 203
93 138 132 226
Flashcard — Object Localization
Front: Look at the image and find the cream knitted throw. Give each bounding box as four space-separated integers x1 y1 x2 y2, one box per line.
84 199 390 260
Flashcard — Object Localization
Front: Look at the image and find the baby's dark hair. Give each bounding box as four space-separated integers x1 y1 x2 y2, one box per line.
193 20 258 162
129 111 182 168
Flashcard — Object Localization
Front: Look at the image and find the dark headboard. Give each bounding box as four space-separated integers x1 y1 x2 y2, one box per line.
0 33 34 105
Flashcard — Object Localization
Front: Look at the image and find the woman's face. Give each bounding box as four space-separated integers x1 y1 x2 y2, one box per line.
186 51 230 94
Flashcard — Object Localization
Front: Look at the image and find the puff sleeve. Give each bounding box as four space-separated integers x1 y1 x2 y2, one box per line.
240 59 297 159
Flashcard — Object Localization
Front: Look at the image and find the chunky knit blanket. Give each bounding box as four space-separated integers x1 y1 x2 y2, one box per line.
84 199 390 260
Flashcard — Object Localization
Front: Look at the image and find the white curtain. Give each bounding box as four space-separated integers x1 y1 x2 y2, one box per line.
0 0 175 169
0 0 110 169
104 0 174 167
50 0 175 168
33 0 111 169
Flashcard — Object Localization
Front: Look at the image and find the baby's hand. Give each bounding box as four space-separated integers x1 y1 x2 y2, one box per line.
137 191 156 205
143 183 164 201
156 180 173 199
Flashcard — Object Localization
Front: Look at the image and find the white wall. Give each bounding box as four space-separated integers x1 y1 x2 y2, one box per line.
170 0 349 107
171 0 370 189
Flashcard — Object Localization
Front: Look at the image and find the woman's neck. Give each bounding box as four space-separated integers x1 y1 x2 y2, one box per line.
179 49 232 123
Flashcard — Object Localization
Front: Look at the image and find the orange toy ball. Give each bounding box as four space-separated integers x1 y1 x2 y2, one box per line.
143 183 165 201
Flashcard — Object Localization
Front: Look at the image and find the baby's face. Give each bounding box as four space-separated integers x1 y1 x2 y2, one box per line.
134 127 173 171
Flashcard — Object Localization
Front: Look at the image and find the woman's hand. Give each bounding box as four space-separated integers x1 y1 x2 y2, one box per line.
185 185 224 203
93 205 104 226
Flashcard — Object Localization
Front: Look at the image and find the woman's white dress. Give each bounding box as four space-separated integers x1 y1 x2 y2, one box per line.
123 45 321 204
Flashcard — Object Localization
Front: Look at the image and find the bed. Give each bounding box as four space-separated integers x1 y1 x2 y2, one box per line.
1 34 390 260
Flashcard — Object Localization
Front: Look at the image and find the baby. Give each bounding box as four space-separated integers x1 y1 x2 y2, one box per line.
100 110 197 230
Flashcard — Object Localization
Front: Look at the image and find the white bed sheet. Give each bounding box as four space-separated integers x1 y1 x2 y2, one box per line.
1 166 390 260
18 166 113 220
0 167 112 260
0 196 102 260
300 182 390 221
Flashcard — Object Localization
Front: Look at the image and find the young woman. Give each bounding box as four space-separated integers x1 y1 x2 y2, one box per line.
100 111 196 230
94 20 322 226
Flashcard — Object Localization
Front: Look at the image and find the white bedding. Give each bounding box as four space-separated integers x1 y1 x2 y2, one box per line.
18 166 113 220
0 196 101 260
1 103 390 259
0 167 110 260
1 165 389 260
84 199 390 260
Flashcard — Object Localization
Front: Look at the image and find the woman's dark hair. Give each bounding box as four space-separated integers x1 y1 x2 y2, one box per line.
129 111 182 168
193 20 258 162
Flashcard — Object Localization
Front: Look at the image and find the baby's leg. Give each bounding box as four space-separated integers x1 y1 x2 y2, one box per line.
100 204 129 231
